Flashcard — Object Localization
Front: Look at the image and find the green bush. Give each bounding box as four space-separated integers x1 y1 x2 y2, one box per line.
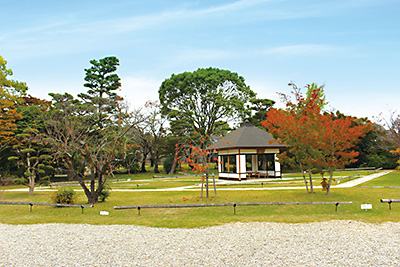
12 177 28 185
163 155 174 174
129 163 140 174
52 187 76 204
40 179 50 186
99 183 111 202
114 166 128 174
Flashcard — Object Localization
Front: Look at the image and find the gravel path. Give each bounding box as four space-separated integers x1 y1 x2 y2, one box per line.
1 221 399 266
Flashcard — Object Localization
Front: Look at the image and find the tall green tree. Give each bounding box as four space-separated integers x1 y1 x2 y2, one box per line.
45 56 128 204
9 127 53 194
0 56 28 98
8 96 53 194
79 56 121 118
246 98 275 127
159 67 256 138
159 68 256 194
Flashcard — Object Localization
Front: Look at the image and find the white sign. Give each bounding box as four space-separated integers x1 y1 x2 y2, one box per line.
100 211 110 216
361 204 372 210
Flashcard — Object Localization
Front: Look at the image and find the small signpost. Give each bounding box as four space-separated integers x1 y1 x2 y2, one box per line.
361 204 372 211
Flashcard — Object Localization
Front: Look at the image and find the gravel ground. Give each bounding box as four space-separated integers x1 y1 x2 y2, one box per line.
0 221 399 266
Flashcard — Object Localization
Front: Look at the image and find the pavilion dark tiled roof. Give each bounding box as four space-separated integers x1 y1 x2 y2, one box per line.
214 121 286 150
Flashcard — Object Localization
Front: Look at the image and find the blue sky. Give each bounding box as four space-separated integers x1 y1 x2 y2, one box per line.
1 0 399 120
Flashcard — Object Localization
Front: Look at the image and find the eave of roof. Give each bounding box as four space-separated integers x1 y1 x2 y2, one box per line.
214 122 286 150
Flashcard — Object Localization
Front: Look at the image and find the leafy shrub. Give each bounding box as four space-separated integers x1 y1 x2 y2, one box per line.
52 187 76 204
40 179 50 186
99 183 111 202
114 166 128 174
12 177 28 185
129 163 140 174
163 155 174 174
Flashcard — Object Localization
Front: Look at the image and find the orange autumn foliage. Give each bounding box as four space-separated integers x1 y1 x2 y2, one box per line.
262 83 371 194
0 96 21 151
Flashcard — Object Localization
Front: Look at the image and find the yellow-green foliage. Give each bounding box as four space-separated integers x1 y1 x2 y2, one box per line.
52 187 76 204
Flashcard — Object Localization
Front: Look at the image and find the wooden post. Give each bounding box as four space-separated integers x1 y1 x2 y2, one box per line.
212 173 217 198
201 175 204 198
206 173 209 198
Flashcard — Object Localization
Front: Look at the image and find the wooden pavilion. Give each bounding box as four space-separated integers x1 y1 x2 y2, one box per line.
214 121 286 181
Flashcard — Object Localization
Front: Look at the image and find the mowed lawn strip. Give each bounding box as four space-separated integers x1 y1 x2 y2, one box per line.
0 170 399 228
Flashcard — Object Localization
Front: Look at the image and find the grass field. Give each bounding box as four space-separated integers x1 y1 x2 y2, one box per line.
0 170 399 228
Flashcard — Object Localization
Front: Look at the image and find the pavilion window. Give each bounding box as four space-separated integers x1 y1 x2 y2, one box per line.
246 155 252 171
257 154 275 171
228 155 236 173
220 155 237 173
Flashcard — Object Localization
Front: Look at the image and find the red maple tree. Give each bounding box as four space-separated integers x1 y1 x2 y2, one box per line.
263 83 371 194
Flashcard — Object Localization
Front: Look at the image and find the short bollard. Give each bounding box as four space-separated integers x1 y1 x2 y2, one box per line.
380 199 400 210
233 203 237 214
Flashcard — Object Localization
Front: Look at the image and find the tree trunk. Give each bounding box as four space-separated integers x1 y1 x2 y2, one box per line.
154 161 159 173
140 151 148 173
202 156 212 198
169 154 178 175
326 169 334 195
79 179 98 204
27 154 35 195
87 193 99 204
153 151 160 173
90 179 95 193
28 175 35 195
141 159 147 172
308 169 314 193
300 164 309 193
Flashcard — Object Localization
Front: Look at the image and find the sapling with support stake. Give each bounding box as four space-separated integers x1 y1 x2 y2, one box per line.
175 132 218 198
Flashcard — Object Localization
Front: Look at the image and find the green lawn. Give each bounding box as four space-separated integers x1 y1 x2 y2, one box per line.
361 172 400 187
0 170 399 228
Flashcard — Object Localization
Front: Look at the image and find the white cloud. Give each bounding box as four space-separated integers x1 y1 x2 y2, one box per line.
200 0 272 14
264 44 339 56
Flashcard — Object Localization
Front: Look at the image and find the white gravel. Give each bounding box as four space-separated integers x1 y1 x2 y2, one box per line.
1 221 399 266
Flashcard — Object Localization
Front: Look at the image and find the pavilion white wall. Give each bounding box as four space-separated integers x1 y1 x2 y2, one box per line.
274 154 281 177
